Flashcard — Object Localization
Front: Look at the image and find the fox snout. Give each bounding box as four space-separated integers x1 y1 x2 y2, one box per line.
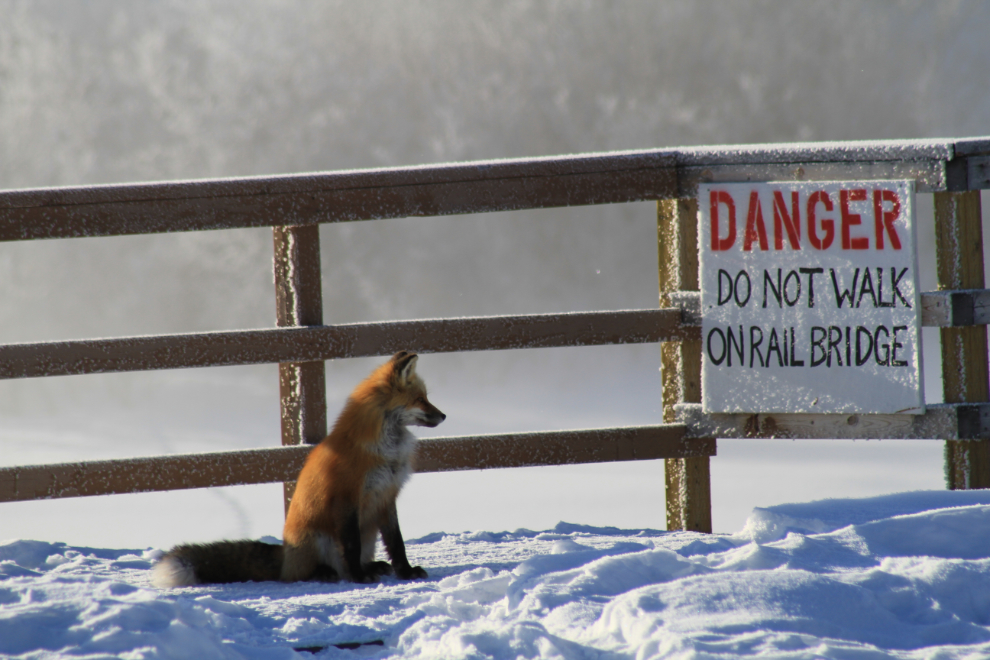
418 400 446 428
423 402 447 428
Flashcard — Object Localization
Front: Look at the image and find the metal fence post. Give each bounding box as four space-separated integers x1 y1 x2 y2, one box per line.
273 225 327 514
658 197 713 532
935 191 990 488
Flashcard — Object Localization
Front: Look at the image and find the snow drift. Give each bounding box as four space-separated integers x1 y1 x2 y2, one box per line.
4 490 990 658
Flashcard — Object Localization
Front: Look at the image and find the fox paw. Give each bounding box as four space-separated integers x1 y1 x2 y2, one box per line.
365 561 394 579
309 564 341 583
395 565 428 580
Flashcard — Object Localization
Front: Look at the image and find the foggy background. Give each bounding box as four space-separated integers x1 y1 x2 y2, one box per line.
1 1 988 548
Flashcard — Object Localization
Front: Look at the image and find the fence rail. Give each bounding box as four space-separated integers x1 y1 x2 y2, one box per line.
0 309 692 379
2 136 989 533
0 425 711 503
2 138 987 243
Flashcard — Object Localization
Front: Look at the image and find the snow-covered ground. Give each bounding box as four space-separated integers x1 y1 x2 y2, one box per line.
5 490 990 659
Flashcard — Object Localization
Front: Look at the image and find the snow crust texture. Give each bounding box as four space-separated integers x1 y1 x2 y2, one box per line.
4 491 990 659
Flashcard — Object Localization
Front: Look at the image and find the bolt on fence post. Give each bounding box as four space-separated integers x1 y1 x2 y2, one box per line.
658 197 713 533
935 191 990 488
273 224 328 515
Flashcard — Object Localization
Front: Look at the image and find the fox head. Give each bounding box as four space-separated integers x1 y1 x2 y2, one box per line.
387 351 446 428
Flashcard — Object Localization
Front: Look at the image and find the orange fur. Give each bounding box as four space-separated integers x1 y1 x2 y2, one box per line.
152 351 444 587
281 351 444 582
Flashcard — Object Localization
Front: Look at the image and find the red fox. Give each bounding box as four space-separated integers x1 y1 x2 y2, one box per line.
151 351 444 587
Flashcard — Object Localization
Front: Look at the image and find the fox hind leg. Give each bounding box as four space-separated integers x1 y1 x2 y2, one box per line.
281 536 323 582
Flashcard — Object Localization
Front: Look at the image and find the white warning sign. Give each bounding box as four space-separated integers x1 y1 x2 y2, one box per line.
699 180 923 414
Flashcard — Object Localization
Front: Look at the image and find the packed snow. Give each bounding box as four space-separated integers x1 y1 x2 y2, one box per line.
4 490 990 659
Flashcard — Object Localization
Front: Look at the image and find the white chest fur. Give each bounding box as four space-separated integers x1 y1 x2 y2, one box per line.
362 410 416 509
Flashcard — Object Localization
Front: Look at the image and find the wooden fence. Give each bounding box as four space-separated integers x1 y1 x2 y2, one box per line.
1 137 988 532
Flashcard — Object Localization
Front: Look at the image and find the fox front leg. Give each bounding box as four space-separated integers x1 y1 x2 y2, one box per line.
380 501 427 580
341 510 372 583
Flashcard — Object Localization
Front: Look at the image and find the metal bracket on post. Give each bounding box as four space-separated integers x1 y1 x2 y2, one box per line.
273 224 327 514
920 289 990 327
669 291 702 327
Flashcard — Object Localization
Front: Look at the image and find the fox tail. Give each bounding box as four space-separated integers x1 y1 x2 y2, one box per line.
150 540 283 587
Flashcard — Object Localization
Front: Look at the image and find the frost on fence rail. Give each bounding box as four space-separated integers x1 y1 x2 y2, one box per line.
0 137 986 241
0 151 677 241
0 309 696 379
0 425 713 503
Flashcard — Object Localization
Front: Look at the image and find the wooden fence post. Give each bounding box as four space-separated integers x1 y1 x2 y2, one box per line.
935 191 990 488
273 225 327 513
658 198 713 532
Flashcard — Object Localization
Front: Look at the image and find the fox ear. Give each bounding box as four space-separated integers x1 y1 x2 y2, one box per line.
392 351 419 382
